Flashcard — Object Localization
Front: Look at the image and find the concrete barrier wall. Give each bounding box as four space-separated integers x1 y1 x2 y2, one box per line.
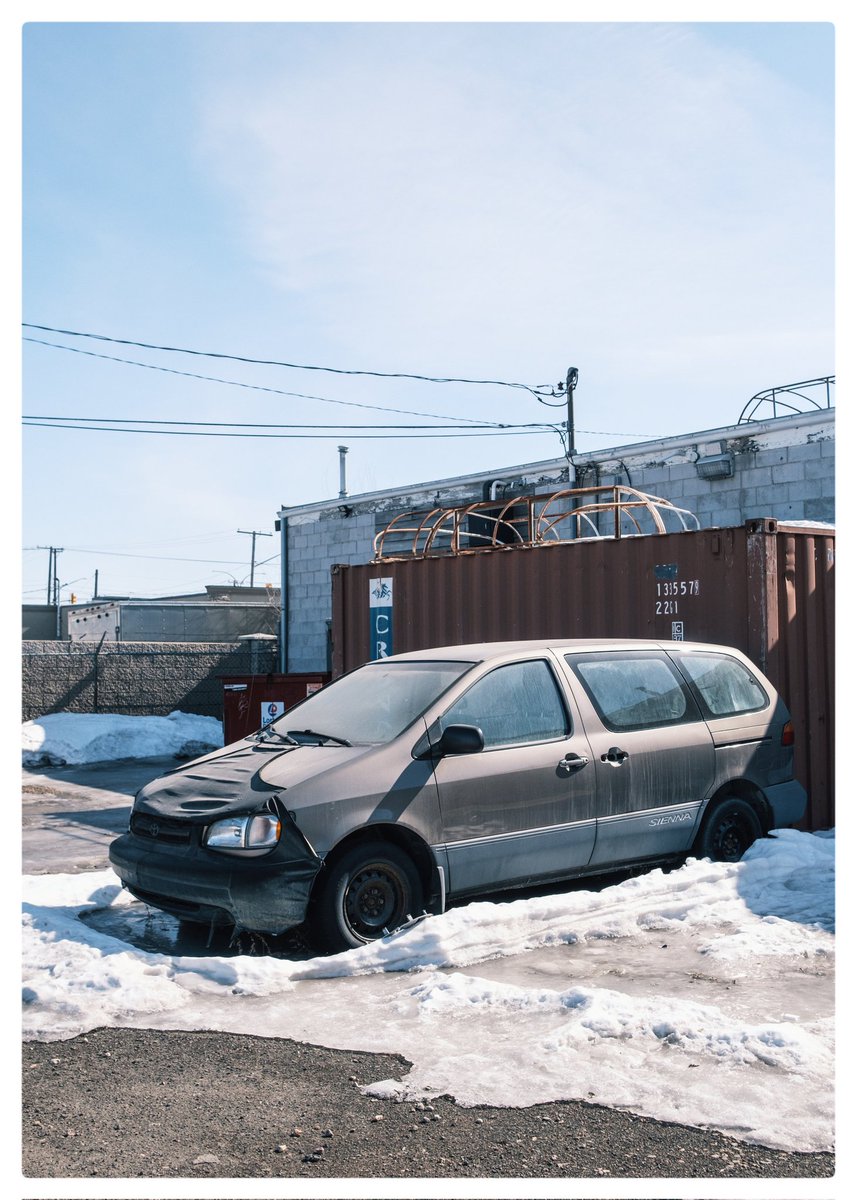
21 641 278 722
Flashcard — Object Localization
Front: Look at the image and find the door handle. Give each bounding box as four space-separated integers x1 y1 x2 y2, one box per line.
558 752 589 774
601 746 630 765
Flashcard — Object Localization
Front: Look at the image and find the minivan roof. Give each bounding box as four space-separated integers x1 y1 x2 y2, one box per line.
379 638 736 663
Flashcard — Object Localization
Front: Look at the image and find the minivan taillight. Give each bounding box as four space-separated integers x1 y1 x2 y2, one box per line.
781 720 795 747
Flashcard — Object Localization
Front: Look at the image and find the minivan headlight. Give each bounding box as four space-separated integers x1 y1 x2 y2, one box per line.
204 813 281 852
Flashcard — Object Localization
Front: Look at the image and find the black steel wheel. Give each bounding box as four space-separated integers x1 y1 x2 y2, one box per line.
315 841 422 952
696 797 763 863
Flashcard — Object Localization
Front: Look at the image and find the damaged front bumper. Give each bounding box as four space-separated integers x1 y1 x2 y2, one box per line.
108 811 322 934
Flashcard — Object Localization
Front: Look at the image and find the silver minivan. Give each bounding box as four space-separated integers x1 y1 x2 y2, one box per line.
109 639 806 952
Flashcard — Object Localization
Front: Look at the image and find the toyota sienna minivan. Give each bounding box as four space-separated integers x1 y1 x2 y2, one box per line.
108 639 806 952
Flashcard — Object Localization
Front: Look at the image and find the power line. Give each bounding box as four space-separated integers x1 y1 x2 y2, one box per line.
24 414 552 431
29 546 252 565
23 337 504 425
24 330 667 439
23 323 560 398
23 420 559 441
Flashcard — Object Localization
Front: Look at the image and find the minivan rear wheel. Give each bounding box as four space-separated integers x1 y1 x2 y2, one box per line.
697 797 762 862
315 841 422 952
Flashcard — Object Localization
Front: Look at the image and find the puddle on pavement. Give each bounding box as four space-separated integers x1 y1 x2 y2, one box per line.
460 929 834 1023
81 903 316 959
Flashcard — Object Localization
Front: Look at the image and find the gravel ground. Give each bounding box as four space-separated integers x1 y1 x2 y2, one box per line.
22 1027 834 1180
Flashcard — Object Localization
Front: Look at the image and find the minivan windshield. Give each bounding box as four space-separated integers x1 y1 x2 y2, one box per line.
270 659 474 745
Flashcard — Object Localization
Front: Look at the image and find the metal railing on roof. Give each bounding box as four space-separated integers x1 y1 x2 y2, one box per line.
373 485 700 560
738 375 834 424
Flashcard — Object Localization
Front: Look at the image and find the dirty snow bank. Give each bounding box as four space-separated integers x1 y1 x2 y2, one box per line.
22 711 224 766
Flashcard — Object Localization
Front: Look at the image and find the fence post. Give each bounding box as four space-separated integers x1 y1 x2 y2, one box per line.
92 632 107 713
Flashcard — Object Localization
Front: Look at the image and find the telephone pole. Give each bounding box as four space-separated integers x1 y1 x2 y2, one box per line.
565 367 579 468
565 368 579 540
237 529 273 587
38 546 63 605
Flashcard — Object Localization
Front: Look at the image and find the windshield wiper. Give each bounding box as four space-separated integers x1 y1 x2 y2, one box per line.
252 726 299 745
286 728 353 747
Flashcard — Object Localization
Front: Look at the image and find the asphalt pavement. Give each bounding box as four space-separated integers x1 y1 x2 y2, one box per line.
22 756 176 874
21 756 835 1182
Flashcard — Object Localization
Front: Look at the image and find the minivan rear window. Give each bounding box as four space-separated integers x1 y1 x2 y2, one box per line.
567 652 696 731
674 652 768 718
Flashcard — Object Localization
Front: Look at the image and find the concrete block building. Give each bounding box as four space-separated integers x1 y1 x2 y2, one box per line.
276 407 834 674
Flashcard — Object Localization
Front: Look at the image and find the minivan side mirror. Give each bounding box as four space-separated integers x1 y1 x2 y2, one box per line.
435 723 484 757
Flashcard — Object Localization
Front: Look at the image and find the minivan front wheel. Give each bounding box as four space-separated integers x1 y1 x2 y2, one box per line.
697 797 762 862
315 841 423 952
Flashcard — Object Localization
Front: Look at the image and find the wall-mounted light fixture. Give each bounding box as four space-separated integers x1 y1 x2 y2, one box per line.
695 451 735 480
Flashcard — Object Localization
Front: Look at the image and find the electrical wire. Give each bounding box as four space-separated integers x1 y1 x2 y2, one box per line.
32 547 253 565
23 419 560 441
24 330 666 437
23 323 561 398
24 414 555 432
24 337 507 425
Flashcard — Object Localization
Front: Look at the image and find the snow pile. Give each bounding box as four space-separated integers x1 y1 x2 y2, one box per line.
22 829 834 1153
22 710 224 766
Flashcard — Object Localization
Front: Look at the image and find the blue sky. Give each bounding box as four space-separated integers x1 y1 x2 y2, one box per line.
18 15 835 601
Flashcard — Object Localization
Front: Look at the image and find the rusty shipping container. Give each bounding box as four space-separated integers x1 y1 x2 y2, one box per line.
331 519 834 832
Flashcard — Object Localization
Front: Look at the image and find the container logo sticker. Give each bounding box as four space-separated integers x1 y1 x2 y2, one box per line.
370 577 394 660
261 701 285 726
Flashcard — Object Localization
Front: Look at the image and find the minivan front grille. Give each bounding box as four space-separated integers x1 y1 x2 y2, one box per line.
130 812 193 845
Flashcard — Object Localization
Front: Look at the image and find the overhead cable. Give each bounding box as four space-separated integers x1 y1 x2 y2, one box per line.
24 337 503 425
36 547 253 565
23 323 560 398
23 419 559 441
24 414 554 432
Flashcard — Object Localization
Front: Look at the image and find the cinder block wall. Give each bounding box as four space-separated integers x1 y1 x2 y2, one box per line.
287 512 376 671
21 641 278 722
669 438 835 528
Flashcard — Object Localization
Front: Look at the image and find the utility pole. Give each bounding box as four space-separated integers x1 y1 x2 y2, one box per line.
38 546 63 605
237 529 273 588
565 368 579 540
565 367 579 469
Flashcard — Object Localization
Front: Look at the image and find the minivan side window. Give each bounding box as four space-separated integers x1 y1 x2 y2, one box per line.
440 659 570 747
568 653 696 731
675 653 768 718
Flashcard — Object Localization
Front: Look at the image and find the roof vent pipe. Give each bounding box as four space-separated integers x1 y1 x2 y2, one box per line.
338 445 349 498
484 480 506 502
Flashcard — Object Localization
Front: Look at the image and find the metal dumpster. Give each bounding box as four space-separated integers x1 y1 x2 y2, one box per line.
221 673 330 743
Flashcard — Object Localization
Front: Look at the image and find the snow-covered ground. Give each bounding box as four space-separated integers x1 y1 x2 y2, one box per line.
21 713 835 1155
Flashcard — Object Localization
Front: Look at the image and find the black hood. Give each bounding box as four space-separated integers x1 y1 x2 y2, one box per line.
134 740 295 821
